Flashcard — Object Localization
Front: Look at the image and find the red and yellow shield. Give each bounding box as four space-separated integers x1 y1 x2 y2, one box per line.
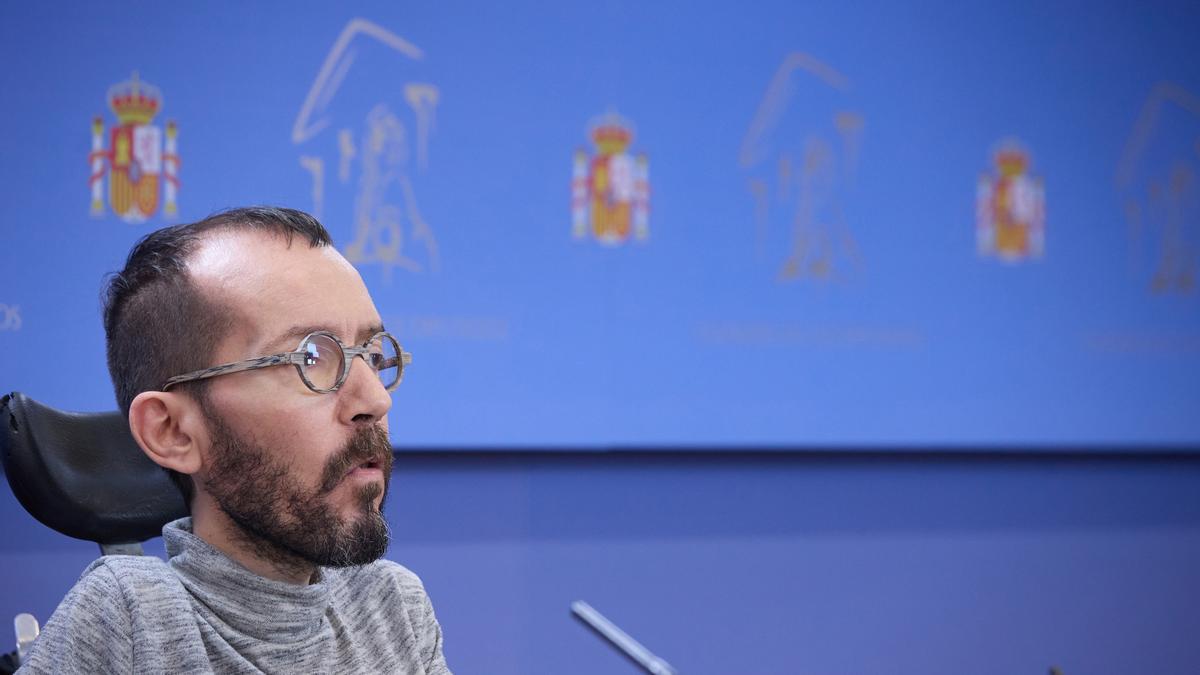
109 124 162 220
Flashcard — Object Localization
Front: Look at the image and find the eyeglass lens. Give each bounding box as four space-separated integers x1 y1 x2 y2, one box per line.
301 333 402 391
301 334 344 390
374 334 402 390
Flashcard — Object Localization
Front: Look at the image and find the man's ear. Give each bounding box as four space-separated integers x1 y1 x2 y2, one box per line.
128 390 206 477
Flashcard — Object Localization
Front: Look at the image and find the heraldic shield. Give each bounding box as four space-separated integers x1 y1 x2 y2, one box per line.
89 72 179 224
110 123 161 219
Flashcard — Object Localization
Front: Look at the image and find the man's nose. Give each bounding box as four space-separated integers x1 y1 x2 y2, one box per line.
338 354 393 426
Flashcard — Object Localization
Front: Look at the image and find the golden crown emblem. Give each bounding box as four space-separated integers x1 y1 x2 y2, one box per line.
993 145 1030 177
107 72 162 126
588 112 634 155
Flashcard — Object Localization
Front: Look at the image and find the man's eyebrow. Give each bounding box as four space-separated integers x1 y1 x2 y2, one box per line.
267 323 386 351
359 323 386 343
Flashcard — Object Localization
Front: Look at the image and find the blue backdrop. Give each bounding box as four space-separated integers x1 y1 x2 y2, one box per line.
1 2 1198 448
3 5 1200 674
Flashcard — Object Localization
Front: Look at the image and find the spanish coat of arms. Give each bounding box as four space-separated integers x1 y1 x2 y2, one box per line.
572 111 649 245
976 141 1044 262
89 72 179 223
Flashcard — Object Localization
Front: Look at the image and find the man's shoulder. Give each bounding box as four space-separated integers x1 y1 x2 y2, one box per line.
19 555 183 673
66 554 171 597
365 558 425 585
88 552 173 576
329 558 429 598
68 554 190 617
325 558 439 628
324 560 448 672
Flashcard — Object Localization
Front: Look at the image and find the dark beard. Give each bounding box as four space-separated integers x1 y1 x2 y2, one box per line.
200 403 395 576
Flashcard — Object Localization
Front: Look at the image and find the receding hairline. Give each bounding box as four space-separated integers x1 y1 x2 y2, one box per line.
182 225 375 357
185 223 348 276
161 227 309 357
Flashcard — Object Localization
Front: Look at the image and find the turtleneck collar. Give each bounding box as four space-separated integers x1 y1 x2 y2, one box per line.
164 517 332 644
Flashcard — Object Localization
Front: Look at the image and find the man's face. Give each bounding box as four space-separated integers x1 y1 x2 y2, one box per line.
187 229 396 567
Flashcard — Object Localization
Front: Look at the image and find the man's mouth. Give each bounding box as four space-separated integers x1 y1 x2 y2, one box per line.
320 424 394 493
346 458 385 477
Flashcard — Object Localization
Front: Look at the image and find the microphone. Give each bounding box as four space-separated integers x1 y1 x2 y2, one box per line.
570 600 678 675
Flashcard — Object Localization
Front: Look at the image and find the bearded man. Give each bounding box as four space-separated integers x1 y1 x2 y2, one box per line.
19 207 450 674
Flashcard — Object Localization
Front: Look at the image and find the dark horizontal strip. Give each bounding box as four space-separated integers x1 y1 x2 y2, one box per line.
384 448 1200 543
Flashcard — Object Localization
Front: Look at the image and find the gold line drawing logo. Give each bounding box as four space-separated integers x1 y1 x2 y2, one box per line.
1116 82 1200 294
89 72 180 224
293 18 440 281
0 304 21 332
976 139 1045 262
739 53 864 283
571 110 650 245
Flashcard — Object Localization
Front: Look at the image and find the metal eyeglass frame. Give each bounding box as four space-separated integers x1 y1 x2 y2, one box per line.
160 330 412 393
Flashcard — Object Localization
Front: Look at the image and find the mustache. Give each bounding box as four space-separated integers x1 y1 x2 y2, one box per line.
318 425 394 493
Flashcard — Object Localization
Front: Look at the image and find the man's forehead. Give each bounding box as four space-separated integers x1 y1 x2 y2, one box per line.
186 228 381 352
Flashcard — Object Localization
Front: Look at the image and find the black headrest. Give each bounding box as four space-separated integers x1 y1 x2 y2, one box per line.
0 392 187 546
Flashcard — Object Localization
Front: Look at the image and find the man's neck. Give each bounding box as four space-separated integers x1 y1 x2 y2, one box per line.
190 498 318 585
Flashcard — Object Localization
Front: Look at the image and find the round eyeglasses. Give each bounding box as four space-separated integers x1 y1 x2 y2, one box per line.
161 331 412 394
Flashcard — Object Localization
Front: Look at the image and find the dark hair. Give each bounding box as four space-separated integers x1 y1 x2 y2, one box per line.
102 206 333 506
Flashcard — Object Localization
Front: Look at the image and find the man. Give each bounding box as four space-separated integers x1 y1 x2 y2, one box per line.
19 207 450 674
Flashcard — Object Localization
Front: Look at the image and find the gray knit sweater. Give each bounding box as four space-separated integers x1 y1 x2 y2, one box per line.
18 518 450 674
